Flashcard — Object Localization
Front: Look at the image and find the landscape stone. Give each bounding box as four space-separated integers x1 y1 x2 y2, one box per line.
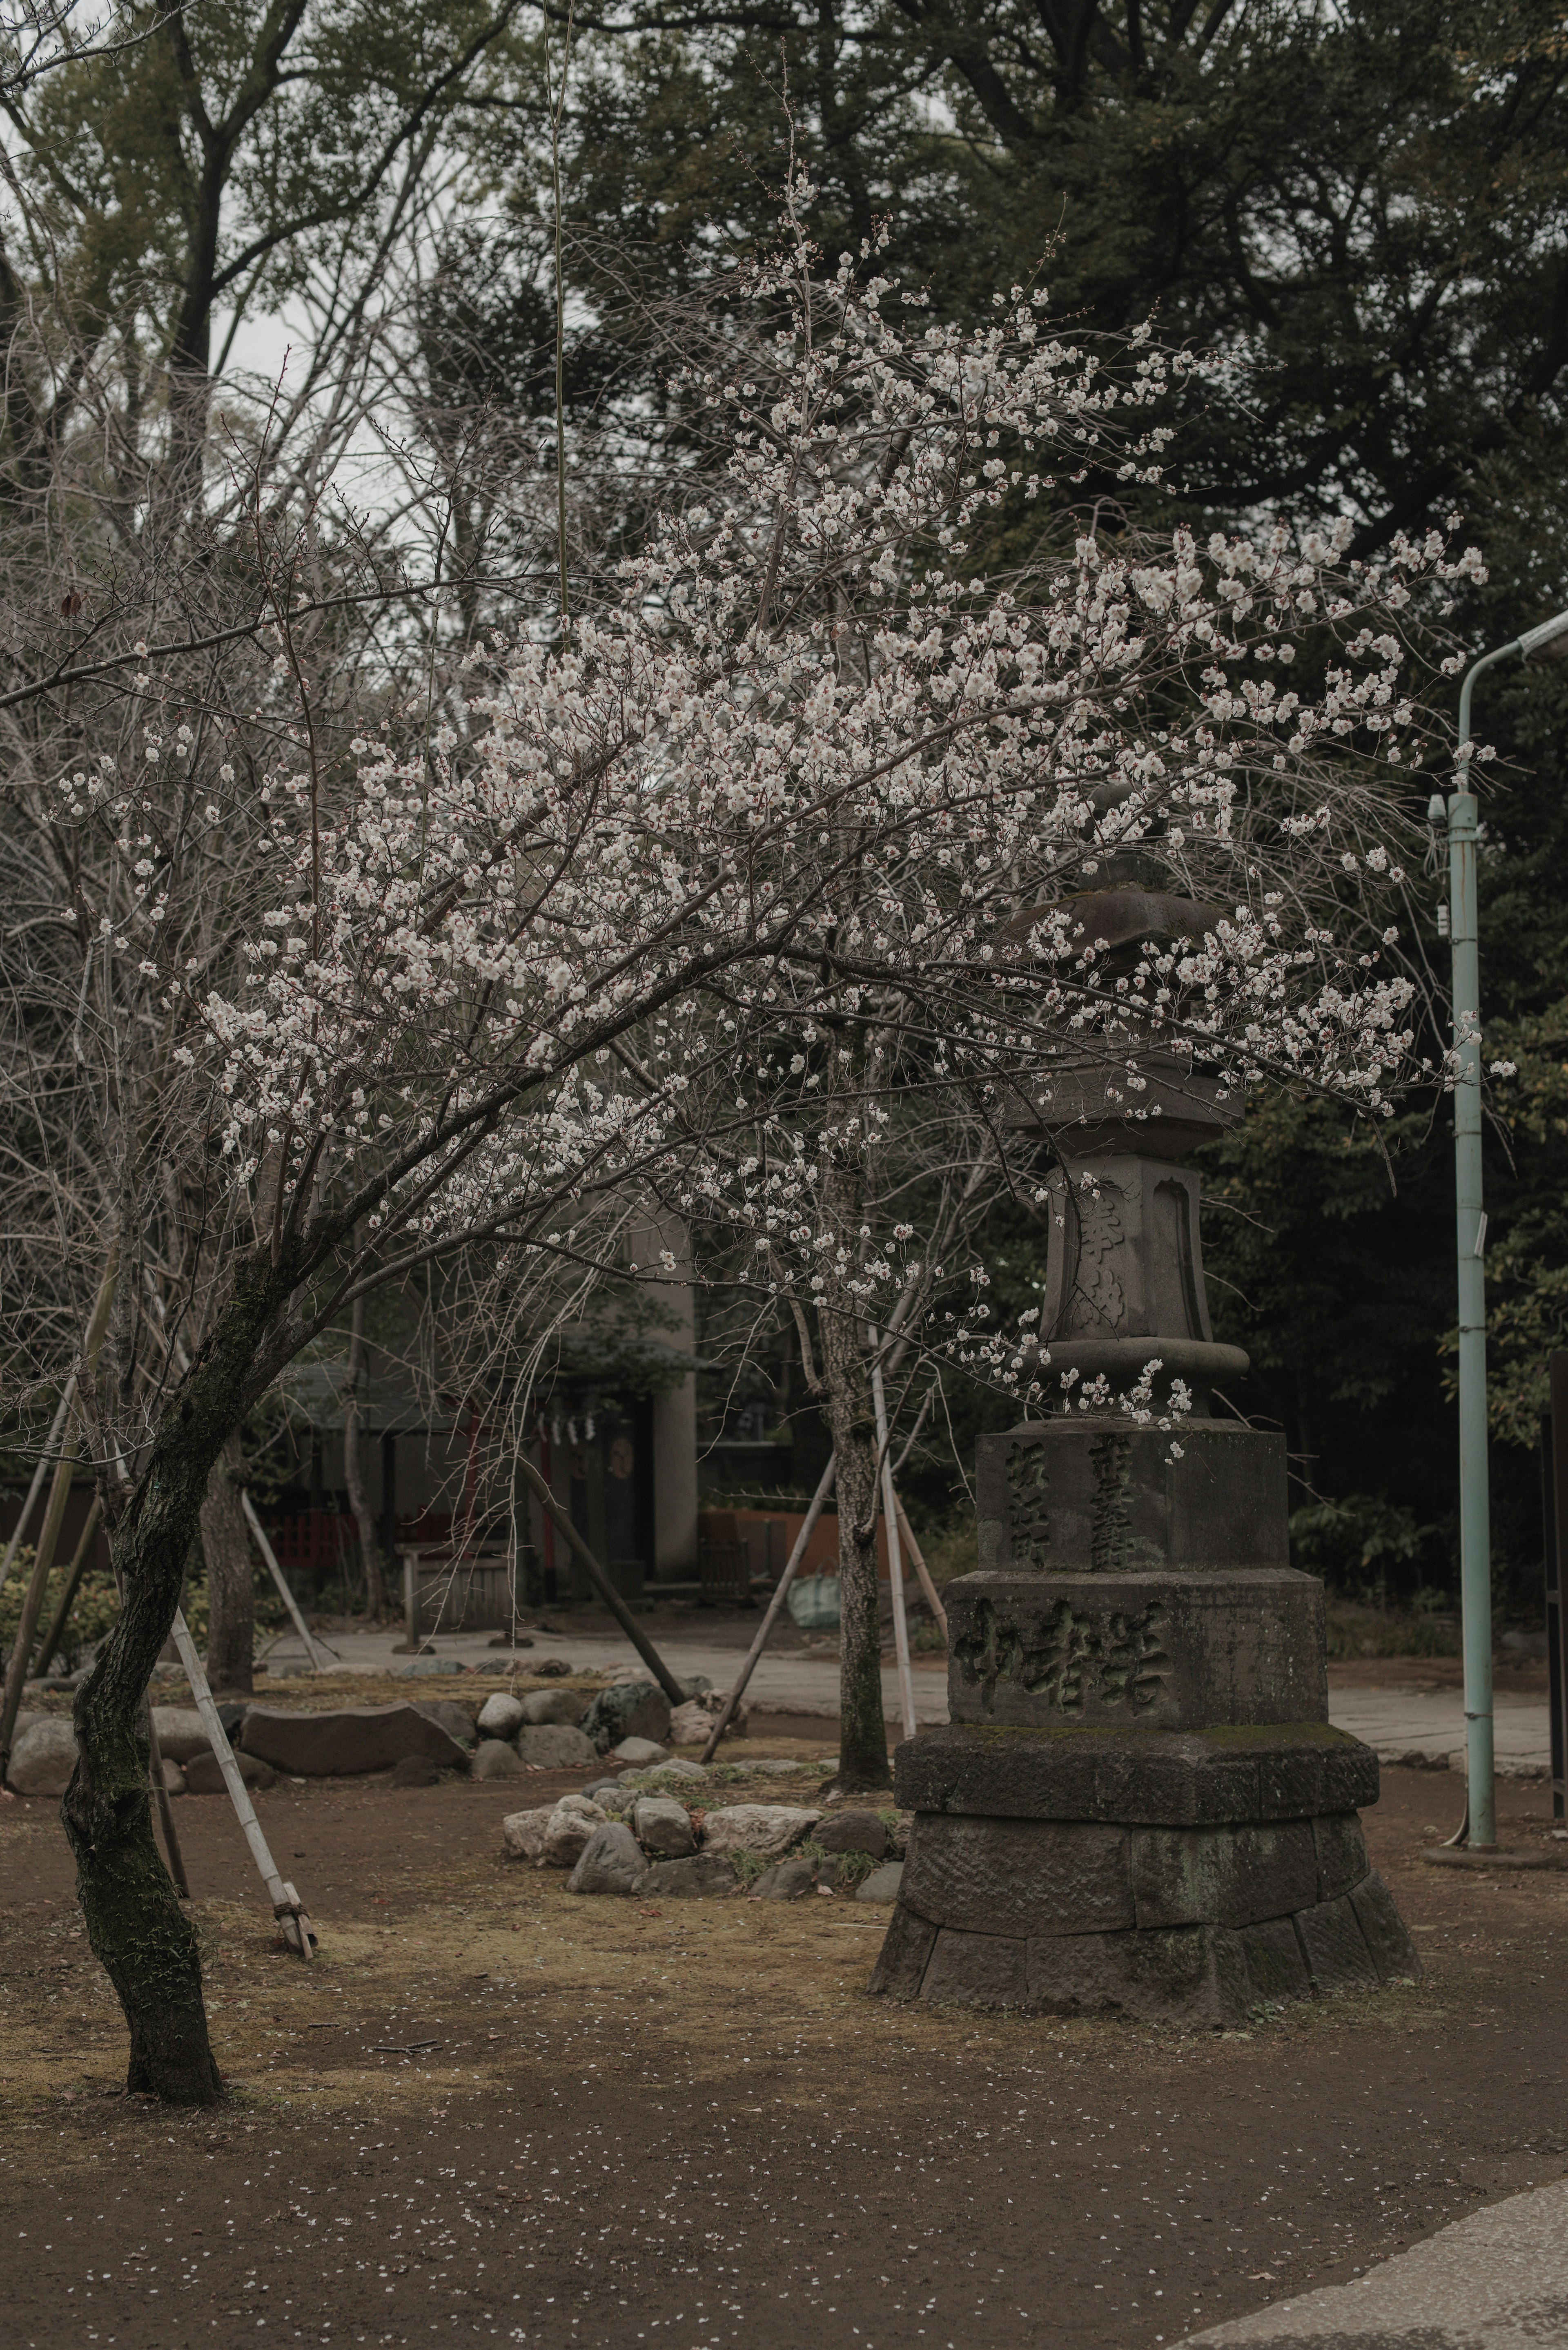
532 1659 572 1678
7 1717 78 1796
521 1688 589 1726
184 1748 274 1794
749 1857 818 1901
239 1703 470 1777
699 1803 820 1859
855 1862 905 1903
158 1755 187 1793
472 1738 527 1780
214 1703 249 1740
500 1805 555 1860
612 1737 668 1766
1294 1892 1380 1989
815 1809 888 1859
581 1681 673 1752
920 1926 1027 2008
900 1814 1134 1938
594 1783 638 1815
644 1853 737 1899
649 1758 708 1781
397 1657 446 1677
1128 1821 1320 1931
1348 1870 1422 1981
151 1706 214 1763
633 1797 695 1857
867 1905 939 1998
414 1699 478 1748
542 1794 607 1867
516 1723 598 1769
668 1696 748 1745
390 1754 440 1788
476 1693 526 1739
568 1821 650 1896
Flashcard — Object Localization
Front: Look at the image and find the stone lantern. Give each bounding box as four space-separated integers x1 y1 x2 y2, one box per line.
869 863 1418 2022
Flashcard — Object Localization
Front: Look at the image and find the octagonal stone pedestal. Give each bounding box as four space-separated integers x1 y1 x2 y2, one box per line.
869 1720 1418 2023
868 1422 1420 2023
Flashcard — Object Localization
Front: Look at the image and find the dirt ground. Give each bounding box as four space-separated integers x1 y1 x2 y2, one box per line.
2 1723 1566 2350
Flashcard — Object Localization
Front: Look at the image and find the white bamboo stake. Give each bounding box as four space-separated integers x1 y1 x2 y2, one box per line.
870 1351 917 1742
240 1492 339 1672
699 1456 837 1764
167 1608 315 1959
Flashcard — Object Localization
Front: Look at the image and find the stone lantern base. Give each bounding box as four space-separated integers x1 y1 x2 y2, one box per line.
870 1721 1419 2022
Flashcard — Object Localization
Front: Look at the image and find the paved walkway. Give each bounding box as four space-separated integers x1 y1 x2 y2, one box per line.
263 1620 953 1725
1179 2174 1568 2346
1325 1686 1548 1777
261 1623 1552 1766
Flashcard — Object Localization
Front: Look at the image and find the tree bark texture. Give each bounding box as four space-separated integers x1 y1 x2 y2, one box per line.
65 1251 295 2105
815 1168 891 1794
200 1432 254 1695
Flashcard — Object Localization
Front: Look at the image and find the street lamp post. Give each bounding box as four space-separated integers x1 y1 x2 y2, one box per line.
1443 610 1568 1849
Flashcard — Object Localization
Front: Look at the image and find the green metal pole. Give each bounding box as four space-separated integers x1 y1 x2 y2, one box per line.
1449 640 1519 1850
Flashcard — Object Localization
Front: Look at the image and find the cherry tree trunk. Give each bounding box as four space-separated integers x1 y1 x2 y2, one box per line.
64 1253 293 2104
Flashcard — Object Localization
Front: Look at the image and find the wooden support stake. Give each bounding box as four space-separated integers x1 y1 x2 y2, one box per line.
515 1455 686 1706
241 1493 339 1673
168 1608 314 1958
700 1458 837 1764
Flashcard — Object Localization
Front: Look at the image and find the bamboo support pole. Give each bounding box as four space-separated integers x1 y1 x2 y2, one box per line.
891 1491 947 1637
699 1458 837 1764
240 1494 339 1673
0 1378 77 1602
0 1264 116 1780
515 1455 686 1706
145 1708 191 1899
168 1608 314 1957
30 1496 103 1681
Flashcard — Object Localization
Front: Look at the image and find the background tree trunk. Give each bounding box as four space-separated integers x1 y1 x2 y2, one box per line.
343 1291 386 1619
816 1166 891 1794
200 1433 254 1695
